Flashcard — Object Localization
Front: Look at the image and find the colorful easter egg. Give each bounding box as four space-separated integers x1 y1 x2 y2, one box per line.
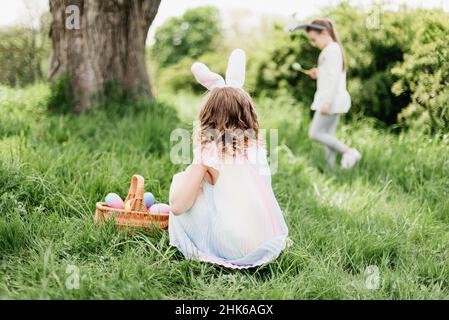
149 203 171 214
144 192 155 208
124 199 136 211
105 193 124 209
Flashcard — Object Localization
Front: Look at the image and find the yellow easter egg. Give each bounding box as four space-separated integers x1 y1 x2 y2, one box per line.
124 199 135 211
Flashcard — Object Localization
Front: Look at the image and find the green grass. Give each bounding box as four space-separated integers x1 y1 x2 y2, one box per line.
0 85 448 299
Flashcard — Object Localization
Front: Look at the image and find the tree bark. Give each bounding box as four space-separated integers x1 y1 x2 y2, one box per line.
49 0 160 112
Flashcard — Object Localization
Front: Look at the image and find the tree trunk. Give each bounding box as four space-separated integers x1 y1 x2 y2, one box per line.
49 0 160 112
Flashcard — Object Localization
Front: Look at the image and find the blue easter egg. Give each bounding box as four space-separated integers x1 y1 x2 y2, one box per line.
144 192 155 208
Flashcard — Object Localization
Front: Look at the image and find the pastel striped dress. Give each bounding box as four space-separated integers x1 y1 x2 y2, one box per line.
168 142 289 269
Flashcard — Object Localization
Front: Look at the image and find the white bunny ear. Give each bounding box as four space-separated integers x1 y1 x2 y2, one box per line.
225 48 246 88
191 62 225 90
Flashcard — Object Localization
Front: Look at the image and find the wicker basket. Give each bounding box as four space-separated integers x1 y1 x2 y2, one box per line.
94 175 169 231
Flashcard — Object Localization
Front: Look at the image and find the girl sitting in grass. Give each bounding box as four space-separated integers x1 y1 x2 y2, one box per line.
168 49 289 269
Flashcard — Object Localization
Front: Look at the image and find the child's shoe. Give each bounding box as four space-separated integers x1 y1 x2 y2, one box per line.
341 149 362 169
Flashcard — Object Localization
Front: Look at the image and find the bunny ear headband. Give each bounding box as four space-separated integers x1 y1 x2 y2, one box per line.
191 48 246 90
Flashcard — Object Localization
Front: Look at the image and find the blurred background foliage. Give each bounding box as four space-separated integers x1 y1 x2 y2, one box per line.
149 3 449 134
1 3 448 133
0 12 51 87
151 6 223 68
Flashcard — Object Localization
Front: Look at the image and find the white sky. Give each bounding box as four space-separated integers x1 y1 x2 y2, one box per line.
1 0 448 42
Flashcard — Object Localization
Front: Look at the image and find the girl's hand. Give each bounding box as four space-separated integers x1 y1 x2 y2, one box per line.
307 68 318 80
319 103 331 115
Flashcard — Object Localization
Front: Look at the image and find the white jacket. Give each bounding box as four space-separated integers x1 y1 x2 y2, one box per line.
311 42 351 114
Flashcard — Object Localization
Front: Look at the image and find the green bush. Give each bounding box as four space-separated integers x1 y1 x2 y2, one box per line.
332 4 417 125
247 25 319 105
392 11 449 134
0 13 50 87
151 6 222 68
0 27 47 87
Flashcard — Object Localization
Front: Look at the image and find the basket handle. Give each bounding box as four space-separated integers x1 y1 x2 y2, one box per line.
125 174 146 212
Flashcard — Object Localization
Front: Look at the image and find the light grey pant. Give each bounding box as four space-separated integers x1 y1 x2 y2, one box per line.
309 111 349 167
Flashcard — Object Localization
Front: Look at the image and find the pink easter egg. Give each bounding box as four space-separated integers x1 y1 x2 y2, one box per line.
105 193 124 209
111 199 125 209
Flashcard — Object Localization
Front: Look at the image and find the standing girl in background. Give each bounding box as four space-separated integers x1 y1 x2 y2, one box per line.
293 19 361 168
168 49 289 269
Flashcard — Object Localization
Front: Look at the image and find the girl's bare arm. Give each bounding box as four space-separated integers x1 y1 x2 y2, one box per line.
169 164 208 215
